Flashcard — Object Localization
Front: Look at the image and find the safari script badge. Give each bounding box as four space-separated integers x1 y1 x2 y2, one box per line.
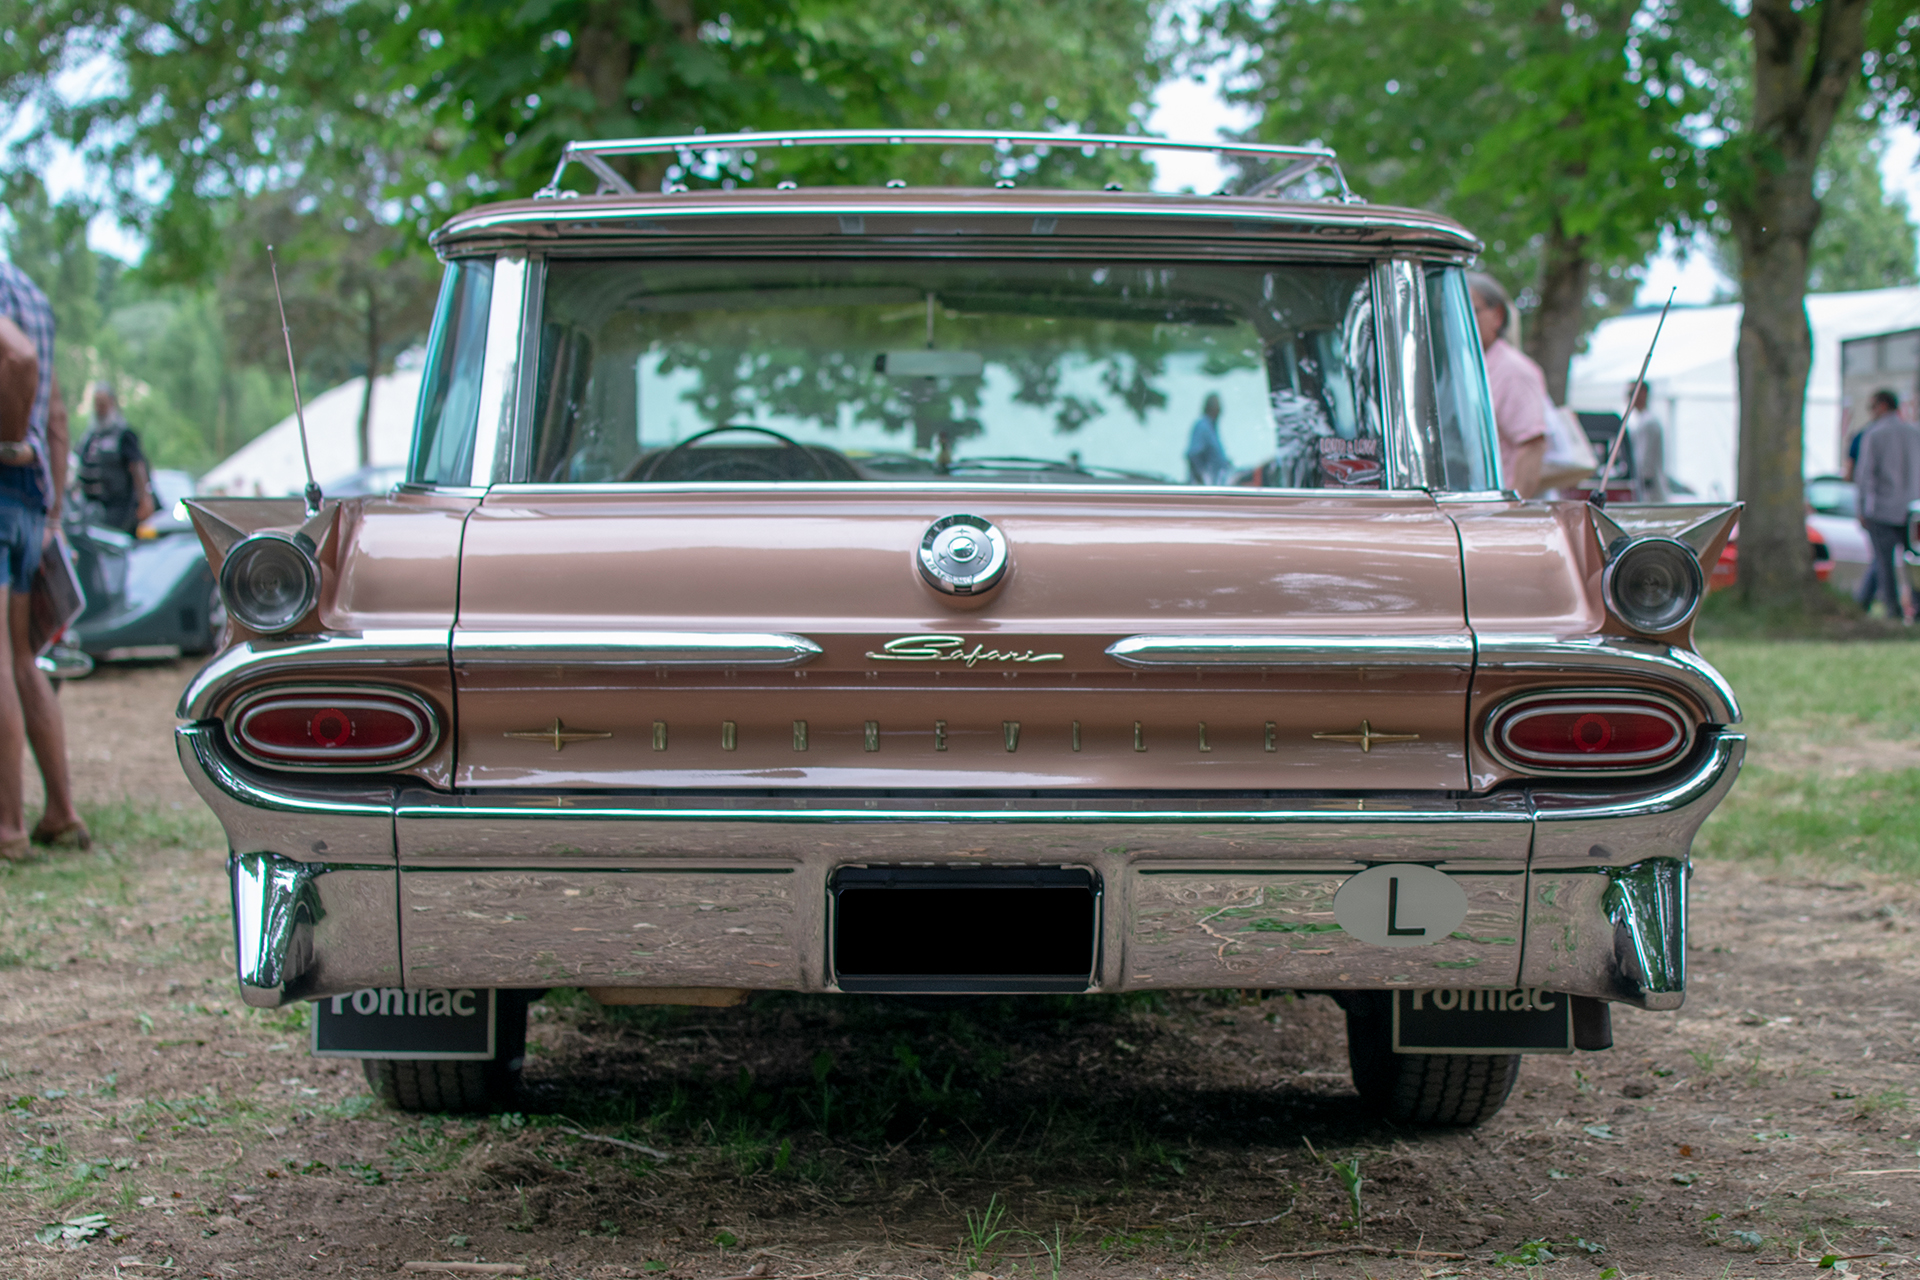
866 635 1065 667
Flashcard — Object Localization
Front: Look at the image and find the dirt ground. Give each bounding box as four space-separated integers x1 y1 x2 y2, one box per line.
3 662 1920 1279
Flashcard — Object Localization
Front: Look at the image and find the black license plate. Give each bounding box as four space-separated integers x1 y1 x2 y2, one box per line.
831 866 1099 994
1392 988 1572 1054
312 987 495 1060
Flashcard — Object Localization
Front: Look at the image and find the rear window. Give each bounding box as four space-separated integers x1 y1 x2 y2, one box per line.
526 258 1384 488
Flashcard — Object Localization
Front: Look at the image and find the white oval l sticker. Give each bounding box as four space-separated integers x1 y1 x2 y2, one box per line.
1332 864 1469 948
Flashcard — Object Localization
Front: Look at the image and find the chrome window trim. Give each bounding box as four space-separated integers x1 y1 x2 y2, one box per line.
394 482 489 498
506 253 1403 495
503 253 547 485
1473 635 1740 726
1106 633 1472 669
452 629 824 668
229 684 443 774
478 482 1444 499
436 197 1482 253
467 253 530 488
1483 687 1694 777
178 629 452 721
1435 490 1519 503
1374 259 1437 491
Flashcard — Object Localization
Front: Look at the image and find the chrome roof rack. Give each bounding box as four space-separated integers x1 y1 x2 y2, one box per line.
532 128 1356 203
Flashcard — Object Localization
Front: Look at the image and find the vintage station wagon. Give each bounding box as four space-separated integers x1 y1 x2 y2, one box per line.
177 130 1741 1125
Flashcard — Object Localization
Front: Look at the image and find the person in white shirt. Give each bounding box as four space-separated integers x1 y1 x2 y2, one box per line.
1625 383 1669 502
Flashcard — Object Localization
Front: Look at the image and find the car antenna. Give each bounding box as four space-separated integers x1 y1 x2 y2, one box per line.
1591 286 1676 510
267 245 323 517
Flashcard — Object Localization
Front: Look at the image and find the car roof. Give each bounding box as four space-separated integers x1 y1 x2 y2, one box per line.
432 186 1480 260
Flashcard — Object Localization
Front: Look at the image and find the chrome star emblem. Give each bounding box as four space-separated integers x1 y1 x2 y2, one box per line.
503 718 614 751
1312 720 1421 753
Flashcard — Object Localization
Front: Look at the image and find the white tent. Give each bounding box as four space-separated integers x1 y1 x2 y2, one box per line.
1565 285 1920 501
199 367 423 496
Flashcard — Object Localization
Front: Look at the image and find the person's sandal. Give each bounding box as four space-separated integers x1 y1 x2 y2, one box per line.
30 821 90 851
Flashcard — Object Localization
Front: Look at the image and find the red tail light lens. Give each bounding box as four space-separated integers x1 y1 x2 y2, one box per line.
233 690 437 769
1488 692 1691 774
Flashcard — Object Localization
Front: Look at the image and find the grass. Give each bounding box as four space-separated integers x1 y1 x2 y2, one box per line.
1696 769 1920 875
1692 637 1920 878
1699 637 1920 746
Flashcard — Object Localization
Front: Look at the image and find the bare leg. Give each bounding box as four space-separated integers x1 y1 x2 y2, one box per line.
0 583 23 844
11 591 78 834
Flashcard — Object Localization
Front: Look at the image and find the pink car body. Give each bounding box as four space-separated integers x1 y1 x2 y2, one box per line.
175 132 1742 1124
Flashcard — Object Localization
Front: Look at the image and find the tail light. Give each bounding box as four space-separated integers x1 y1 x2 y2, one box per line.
231 688 438 770
1485 691 1692 776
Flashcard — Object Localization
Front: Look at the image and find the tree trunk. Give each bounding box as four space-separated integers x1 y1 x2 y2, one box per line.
570 0 637 115
357 283 379 469
1729 0 1870 611
1523 217 1590 405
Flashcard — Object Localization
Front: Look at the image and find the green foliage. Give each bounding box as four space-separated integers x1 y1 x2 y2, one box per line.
1809 117 1918 293
4 0 1167 479
1209 0 1709 375
1493 1238 1559 1266
1 182 293 475
12 0 1163 255
383 0 1161 208
962 1193 1013 1270
1706 116 1920 297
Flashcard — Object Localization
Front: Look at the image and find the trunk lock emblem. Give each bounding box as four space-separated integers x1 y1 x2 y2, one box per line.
918 514 1008 595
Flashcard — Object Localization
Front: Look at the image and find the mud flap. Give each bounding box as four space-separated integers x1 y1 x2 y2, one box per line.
1391 988 1572 1054
312 987 496 1060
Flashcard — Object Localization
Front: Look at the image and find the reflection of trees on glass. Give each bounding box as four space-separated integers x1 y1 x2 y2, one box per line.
643 305 1183 448
530 259 1379 487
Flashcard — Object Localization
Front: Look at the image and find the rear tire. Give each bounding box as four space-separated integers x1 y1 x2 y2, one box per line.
1342 993 1520 1126
361 990 533 1113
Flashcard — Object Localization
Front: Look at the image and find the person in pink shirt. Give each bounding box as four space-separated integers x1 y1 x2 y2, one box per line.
1467 273 1547 497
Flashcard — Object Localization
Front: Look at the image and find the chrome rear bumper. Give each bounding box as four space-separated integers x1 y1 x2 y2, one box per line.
179 724 1742 1012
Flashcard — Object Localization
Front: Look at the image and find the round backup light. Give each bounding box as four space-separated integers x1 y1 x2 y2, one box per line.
219 532 319 634
918 513 1009 596
1487 692 1692 775
232 690 436 769
1603 536 1703 633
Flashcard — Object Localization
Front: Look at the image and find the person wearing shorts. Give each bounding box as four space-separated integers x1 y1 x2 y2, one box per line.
0 261 85 858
